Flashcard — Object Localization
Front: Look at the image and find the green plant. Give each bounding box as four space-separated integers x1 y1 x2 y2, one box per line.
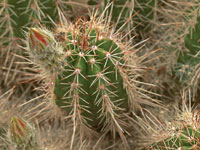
145 110 200 150
0 0 89 91
53 28 129 128
88 0 155 36
111 0 155 34
28 17 132 130
8 116 38 150
147 126 200 149
25 6 160 149
174 8 200 97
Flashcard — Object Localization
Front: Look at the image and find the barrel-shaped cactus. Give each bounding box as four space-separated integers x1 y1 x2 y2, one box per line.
27 21 130 130
54 28 130 128
25 7 157 146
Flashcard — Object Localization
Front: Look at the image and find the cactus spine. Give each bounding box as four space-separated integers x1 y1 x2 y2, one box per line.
177 10 200 79
0 0 88 90
54 26 129 128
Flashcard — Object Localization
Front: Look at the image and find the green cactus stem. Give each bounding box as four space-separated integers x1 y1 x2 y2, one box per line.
27 21 130 130
147 125 200 149
25 7 159 149
53 27 129 128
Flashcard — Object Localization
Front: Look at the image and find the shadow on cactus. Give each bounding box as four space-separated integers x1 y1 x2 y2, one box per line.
24 5 159 148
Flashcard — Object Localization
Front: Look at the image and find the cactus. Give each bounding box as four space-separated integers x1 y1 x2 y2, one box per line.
24 6 161 149
54 28 129 128
145 110 200 150
146 125 200 149
178 10 200 69
8 116 38 150
5 0 200 149
0 0 88 40
139 91 200 150
0 0 89 90
174 7 200 97
0 128 7 150
89 0 155 36
150 0 200 97
27 18 130 129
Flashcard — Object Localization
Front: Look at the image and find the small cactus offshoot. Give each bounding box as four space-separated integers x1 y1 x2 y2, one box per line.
147 125 200 149
9 116 38 150
144 99 200 150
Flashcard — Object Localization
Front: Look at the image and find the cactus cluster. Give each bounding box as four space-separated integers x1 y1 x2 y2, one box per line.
0 0 88 92
2 0 200 150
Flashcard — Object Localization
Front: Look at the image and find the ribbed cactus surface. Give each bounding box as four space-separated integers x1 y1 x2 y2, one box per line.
54 28 129 128
27 13 133 130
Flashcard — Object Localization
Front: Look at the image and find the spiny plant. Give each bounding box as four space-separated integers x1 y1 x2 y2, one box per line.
8 116 38 150
6 116 82 150
146 0 200 100
0 0 55 88
135 91 200 150
0 0 89 92
24 5 159 149
175 8 200 97
0 127 7 150
0 88 30 150
88 0 155 37
145 110 200 150
0 0 88 40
